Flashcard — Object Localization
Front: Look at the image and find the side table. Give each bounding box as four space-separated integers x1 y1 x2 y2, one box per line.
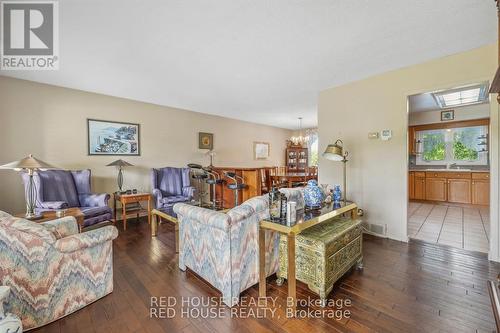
15 207 85 232
114 193 152 230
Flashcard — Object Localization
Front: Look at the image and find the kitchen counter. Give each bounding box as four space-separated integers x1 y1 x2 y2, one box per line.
409 168 489 173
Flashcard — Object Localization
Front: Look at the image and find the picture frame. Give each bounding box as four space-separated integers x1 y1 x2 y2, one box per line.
441 110 454 121
87 119 140 156
254 142 270 160
198 132 214 150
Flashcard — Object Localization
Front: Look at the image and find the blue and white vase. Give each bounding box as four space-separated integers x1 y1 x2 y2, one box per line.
304 180 324 208
333 185 342 204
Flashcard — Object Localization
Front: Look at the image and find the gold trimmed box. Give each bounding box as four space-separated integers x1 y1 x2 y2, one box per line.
277 217 363 301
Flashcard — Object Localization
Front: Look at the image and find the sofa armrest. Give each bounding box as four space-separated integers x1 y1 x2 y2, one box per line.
54 225 118 253
182 186 195 199
39 201 69 210
41 216 79 238
79 193 110 207
173 203 229 231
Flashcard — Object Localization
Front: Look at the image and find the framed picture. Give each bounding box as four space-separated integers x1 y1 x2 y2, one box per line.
254 142 270 160
87 119 140 155
199 132 213 150
441 110 454 121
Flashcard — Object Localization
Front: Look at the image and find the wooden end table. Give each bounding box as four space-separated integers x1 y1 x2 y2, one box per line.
113 193 152 230
15 207 85 232
258 201 358 316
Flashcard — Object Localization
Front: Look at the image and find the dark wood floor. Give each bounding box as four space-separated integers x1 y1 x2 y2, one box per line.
32 218 500 333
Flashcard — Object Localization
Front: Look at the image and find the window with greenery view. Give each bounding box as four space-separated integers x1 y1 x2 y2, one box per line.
308 133 318 166
416 126 487 165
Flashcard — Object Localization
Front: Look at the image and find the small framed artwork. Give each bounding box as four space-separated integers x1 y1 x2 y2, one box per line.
254 142 270 160
441 110 454 121
199 132 214 150
87 119 140 155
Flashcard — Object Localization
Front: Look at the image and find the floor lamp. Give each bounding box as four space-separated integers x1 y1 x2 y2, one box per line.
0 154 57 219
322 140 349 203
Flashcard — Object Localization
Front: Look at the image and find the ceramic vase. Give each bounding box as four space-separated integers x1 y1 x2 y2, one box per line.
304 180 324 208
333 185 342 203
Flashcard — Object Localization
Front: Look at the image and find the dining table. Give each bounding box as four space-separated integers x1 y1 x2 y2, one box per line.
270 172 317 188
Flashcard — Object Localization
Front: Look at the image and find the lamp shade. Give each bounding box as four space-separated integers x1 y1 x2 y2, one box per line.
0 154 57 170
322 140 346 161
106 159 133 167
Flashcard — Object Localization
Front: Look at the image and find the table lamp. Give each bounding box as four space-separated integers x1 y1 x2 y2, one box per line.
0 154 57 219
106 159 133 192
322 139 349 203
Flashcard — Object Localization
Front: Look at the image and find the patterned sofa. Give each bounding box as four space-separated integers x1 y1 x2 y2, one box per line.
173 188 304 306
0 210 118 330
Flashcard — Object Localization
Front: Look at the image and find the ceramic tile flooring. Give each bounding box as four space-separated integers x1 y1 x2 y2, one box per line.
408 201 490 253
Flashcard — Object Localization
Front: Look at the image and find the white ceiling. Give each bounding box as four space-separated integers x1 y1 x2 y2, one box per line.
1 0 496 129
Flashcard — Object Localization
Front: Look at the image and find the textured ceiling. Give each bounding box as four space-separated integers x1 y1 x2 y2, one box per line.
1 0 496 129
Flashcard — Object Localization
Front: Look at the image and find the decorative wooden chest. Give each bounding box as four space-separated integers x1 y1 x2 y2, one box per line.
277 217 363 301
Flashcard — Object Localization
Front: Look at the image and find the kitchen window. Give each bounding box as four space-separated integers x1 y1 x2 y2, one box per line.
416 125 488 165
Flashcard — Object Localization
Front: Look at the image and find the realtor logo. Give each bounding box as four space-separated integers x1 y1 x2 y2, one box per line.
1 0 59 70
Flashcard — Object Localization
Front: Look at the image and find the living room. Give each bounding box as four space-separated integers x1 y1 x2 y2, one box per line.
1 1 500 333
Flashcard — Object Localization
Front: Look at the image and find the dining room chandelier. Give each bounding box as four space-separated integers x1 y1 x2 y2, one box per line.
290 117 310 146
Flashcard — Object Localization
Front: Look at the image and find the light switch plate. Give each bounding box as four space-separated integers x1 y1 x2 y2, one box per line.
380 130 392 141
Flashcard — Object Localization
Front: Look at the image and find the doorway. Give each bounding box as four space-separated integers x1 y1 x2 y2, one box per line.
407 82 490 253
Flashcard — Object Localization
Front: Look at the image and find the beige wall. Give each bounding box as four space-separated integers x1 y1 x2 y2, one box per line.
0 76 291 213
318 44 500 261
409 103 490 126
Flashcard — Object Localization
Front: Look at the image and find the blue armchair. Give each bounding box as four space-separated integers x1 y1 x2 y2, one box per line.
21 169 112 228
151 167 195 215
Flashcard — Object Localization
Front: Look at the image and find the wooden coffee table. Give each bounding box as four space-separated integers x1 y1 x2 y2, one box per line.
15 207 85 232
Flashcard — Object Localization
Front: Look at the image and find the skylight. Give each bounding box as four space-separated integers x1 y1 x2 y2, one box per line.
433 83 488 108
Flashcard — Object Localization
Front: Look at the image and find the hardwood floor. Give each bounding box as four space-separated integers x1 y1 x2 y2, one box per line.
32 218 500 333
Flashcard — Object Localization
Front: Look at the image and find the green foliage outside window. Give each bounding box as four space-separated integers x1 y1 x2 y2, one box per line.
423 141 445 161
453 141 478 160
423 133 445 161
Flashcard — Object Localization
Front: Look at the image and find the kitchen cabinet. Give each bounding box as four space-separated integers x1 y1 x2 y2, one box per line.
409 172 415 199
408 171 488 205
408 127 415 155
425 177 447 202
447 179 471 204
472 173 490 205
414 172 426 200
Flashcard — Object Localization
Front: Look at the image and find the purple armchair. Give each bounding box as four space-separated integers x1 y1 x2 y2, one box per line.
151 167 195 215
21 169 112 228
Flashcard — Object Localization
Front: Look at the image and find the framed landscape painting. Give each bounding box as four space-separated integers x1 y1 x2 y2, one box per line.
87 119 140 155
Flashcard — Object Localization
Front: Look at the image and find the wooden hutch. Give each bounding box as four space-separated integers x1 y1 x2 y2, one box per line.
286 146 308 172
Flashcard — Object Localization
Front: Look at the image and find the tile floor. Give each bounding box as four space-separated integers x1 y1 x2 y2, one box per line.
408 201 490 253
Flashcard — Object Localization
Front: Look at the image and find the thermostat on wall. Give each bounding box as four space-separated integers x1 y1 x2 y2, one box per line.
380 130 392 141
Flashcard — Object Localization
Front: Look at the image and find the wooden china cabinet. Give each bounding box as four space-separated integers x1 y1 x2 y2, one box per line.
286 147 308 172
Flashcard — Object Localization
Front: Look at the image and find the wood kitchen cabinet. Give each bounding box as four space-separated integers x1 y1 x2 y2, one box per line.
409 170 488 205
408 172 415 199
425 177 447 202
414 172 426 200
472 173 490 205
447 178 471 204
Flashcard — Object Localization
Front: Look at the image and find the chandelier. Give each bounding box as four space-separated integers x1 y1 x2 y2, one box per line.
290 117 310 146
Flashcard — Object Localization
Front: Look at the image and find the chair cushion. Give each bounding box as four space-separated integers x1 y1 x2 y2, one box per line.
38 170 80 207
80 206 112 219
161 195 190 205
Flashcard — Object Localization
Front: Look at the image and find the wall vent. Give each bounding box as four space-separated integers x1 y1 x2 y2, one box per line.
362 222 387 236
